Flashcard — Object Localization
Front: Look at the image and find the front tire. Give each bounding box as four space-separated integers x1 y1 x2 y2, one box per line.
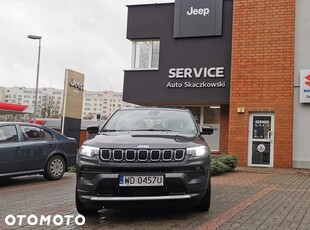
196 178 211 212
43 155 65 180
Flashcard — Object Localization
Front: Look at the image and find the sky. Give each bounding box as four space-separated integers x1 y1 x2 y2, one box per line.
0 0 173 92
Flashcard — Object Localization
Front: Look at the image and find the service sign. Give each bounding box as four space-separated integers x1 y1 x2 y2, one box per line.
174 0 223 38
300 69 310 103
166 66 226 89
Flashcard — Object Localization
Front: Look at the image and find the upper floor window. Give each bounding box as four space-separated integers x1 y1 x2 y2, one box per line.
132 40 160 69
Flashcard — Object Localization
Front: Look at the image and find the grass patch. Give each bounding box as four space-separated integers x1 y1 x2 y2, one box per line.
67 166 76 173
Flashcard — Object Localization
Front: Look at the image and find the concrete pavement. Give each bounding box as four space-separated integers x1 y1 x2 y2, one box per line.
0 167 310 229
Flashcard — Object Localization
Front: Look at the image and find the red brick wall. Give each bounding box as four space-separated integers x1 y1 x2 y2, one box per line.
79 130 87 147
228 0 295 167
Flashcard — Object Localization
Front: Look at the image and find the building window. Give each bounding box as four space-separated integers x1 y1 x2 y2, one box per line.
133 40 160 69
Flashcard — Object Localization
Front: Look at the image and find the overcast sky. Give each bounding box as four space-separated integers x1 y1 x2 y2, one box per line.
0 0 173 92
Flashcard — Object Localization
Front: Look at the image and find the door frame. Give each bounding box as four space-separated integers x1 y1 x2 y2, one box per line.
248 112 275 167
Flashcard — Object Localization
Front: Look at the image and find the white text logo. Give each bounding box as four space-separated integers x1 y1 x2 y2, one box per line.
5 214 85 226
70 79 84 91
186 7 210 16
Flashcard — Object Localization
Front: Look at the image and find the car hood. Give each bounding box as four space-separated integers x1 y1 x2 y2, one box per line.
83 131 206 149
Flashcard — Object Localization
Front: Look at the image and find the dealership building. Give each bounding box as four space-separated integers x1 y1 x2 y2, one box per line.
122 0 310 168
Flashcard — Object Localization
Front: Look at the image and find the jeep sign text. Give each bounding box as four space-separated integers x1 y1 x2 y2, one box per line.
174 0 223 38
69 79 84 91
187 7 210 16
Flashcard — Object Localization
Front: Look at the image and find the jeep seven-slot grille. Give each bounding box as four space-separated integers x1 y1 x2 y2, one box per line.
100 149 185 162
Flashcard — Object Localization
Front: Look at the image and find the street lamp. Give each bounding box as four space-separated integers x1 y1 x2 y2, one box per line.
28 35 42 123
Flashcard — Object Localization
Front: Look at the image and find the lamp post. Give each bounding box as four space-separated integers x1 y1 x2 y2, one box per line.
28 35 42 123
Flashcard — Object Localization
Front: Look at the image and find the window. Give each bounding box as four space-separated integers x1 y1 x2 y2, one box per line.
133 40 160 69
42 130 53 140
21 126 41 141
0 126 18 143
204 106 220 124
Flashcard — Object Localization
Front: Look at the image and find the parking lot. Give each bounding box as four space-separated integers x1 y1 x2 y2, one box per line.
1 167 310 230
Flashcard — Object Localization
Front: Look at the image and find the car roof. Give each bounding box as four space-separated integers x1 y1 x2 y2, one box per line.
0 122 42 127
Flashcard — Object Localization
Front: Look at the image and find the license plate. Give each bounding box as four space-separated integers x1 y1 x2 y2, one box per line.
119 175 164 187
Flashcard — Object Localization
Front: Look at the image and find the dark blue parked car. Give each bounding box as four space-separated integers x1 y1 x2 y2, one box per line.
0 122 77 180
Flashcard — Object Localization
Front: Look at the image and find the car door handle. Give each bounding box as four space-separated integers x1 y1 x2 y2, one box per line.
16 147 22 152
48 144 56 149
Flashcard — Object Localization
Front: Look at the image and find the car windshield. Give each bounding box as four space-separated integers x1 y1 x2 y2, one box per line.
102 109 198 134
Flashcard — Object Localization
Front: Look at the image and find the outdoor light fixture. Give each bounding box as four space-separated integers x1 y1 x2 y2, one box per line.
27 35 42 123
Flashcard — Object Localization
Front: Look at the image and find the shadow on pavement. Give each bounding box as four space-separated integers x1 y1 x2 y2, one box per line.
84 206 198 225
0 174 73 188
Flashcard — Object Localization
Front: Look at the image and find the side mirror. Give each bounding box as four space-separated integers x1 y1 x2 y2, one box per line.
87 125 99 134
86 125 100 140
201 125 214 135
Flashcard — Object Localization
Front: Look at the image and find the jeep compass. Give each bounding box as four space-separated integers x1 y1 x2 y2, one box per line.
76 107 213 215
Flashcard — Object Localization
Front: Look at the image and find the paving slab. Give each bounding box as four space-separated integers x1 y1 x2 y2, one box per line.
0 167 310 229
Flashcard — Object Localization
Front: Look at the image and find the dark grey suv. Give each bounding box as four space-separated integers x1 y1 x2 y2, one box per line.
76 107 213 215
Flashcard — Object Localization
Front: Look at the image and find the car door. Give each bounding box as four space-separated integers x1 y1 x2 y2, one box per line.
18 125 48 171
0 125 22 174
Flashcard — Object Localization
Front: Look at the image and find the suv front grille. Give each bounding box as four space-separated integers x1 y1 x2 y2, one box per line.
100 149 185 162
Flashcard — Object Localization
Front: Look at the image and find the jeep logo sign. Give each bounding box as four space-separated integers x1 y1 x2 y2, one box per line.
187 7 210 16
69 79 84 91
174 0 223 38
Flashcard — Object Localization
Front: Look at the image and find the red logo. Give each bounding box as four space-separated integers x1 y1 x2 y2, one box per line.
306 75 310 87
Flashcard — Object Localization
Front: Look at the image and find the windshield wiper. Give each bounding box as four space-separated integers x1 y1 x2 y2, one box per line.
131 129 172 132
100 129 119 132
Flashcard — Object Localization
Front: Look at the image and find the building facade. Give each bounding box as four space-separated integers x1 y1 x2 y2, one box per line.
293 0 310 168
123 0 309 168
83 91 135 120
0 87 5 102
2 86 135 120
3 87 63 117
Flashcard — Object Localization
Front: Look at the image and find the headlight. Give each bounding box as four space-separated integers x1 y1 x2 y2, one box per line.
79 145 99 157
186 146 208 157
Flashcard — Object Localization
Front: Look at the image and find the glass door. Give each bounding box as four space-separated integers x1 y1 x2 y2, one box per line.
185 106 220 151
248 113 274 167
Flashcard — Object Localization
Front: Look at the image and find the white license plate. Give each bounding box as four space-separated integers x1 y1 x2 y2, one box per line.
119 175 164 187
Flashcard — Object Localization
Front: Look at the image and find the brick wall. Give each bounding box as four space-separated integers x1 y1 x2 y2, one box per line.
228 0 295 167
79 130 87 147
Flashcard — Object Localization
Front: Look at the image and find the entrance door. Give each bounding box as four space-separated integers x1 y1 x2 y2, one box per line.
248 113 274 167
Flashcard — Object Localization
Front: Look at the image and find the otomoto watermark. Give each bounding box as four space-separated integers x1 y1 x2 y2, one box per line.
4 214 85 226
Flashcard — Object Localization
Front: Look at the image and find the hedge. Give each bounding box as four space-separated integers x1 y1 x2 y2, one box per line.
211 154 238 176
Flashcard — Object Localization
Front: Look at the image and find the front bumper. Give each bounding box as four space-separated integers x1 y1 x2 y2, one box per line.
76 155 210 208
